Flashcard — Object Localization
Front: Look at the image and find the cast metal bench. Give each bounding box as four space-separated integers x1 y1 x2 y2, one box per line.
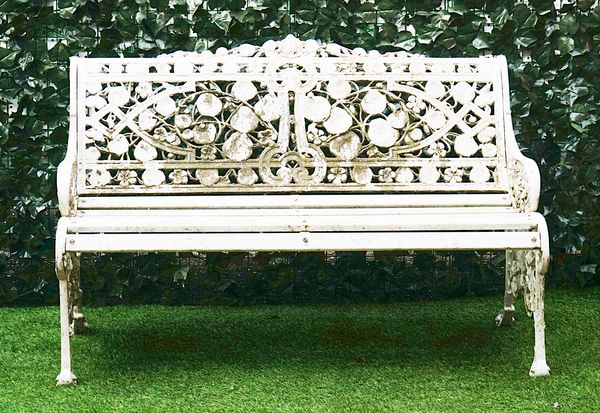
55 35 550 385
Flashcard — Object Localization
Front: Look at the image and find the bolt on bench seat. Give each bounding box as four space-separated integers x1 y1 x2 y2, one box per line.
55 35 550 385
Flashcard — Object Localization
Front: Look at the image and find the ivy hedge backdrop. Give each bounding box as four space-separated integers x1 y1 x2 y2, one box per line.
0 0 598 306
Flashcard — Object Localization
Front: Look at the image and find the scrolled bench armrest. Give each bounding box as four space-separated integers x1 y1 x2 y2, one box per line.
57 157 77 217
508 156 541 213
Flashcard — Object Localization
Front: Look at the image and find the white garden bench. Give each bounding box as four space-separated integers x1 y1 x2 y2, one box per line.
55 35 550 385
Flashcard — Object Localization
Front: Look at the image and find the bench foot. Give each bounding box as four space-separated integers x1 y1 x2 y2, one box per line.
70 315 91 336
495 308 515 327
529 358 550 377
56 369 78 386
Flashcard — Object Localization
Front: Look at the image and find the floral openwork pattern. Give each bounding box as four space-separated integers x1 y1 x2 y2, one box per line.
79 36 505 193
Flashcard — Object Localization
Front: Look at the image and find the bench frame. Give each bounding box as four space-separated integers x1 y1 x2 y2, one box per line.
55 36 550 385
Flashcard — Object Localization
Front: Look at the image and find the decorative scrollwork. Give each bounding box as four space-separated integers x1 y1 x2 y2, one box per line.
508 159 531 212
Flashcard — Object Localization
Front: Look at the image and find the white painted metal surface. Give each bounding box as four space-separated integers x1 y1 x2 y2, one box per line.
55 36 550 385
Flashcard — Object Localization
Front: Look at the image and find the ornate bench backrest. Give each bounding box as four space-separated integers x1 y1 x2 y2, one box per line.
73 35 511 195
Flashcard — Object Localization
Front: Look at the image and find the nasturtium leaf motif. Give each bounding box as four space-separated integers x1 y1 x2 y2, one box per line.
304 95 331 122
367 118 398 147
419 165 440 184
352 166 373 185
255 94 281 122
327 80 351 100
329 132 361 160
155 97 177 117
230 106 259 133
477 126 496 143
134 141 158 162
223 132 254 161
407 128 424 142
107 136 129 156
237 168 258 185
425 80 446 98
107 86 130 107
139 110 157 130
469 164 491 183
481 143 497 157
142 167 165 187
423 110 446 130
85 146 101 160
232 81 258 101
388 110 409 129
454 134 479 157
192 123 218 144
196 93 223 116
395 168 414 183
87 168 112 187
450 82 475 105
361 90 387 115
196 169 220 186
85 95 107 109
323 107 352 134
175 114 192 129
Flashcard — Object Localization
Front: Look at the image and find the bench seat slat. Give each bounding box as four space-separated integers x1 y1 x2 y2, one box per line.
65 232 541 253
77 193 512 210
77 206 516 217
65 212 539 233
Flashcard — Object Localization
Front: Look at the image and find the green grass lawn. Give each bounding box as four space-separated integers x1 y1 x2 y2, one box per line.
1 288 599 413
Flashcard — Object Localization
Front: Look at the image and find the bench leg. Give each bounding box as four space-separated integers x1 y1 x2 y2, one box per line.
56 252 77 385
496 250 520 326
523 250 550 377
68 253 91 336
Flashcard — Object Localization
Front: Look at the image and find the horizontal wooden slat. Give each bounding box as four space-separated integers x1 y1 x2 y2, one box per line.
78 206 516 217
65 213 538 233
65 232 541 253
78 193 512 210
79 184 507 195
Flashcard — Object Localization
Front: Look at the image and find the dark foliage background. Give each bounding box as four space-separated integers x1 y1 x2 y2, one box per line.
0 0 599 306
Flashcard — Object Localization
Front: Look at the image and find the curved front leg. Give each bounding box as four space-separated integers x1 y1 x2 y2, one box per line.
69 253 91 336
56 251 78 385
523 250 550 377
496 250 520 327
